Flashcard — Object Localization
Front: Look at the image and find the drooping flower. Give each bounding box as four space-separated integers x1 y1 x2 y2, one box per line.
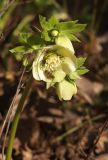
32 36 78 100
56 79 77 100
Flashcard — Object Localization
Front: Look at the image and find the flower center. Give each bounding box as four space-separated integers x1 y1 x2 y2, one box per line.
42 53 61 78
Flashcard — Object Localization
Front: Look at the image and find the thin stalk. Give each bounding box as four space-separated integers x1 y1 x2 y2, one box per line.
0 68 25 140
6 75 33 160
54 114 105 143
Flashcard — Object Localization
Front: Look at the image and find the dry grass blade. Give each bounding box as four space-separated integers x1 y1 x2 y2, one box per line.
0 68 26 159
85 119 108 160
53 114 105 143
0 0 15 18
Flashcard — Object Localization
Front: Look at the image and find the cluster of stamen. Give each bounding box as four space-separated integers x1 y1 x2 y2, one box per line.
42 54 61 77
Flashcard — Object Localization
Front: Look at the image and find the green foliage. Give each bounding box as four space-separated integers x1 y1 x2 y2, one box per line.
39 15 59 41
10 15 88 74
76 57 89 75
0 2 17 33
77 67 89 75
69 71 80 80
19 33 31 44
19 33 44 47
76 57 87 68
57 21 86 41
10 46 31 54
39 15 86 42
10 46 32 62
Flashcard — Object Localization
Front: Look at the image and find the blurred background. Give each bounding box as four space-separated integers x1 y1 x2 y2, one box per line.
0 0 108 159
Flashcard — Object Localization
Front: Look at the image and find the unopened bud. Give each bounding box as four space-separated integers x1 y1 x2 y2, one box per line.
50 30 59 37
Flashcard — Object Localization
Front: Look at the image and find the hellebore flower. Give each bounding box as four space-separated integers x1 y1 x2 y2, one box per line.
32 36 78 100
56 79 77 100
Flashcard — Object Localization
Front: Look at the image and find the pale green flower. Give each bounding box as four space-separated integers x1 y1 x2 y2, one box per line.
32 36 77 100
56 79 77 100
55 36 75 54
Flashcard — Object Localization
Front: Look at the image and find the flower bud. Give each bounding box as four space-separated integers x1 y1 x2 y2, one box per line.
56 80 77 100
50 30 59 37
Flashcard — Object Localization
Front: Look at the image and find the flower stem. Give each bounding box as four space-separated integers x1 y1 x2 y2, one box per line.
6 75 33 160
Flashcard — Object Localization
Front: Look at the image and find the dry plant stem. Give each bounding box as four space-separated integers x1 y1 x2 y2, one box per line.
6 75 33 160
2 121 10 160
1 68 25 159
0 68 26 141
0 0 15 18
85 119 108 160
54 114 105 143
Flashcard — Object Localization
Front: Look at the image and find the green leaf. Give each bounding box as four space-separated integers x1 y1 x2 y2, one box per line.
56 21 78 30
48 16 59 28
27 35 44 48
66 33 80 42
69 24 87 33
56 21 86 33
39 15 59 42
10 46 33 61
41 31 51 41
19 33 44 49
10 46 32 53
77 67 89 75
19 33 31 44
69 71 80 80
76 57 87 68
39 15 52 30
39 15 47 29
56 21 86 41
39 15 58 31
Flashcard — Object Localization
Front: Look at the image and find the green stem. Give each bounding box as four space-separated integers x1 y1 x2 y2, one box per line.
6 75 33 160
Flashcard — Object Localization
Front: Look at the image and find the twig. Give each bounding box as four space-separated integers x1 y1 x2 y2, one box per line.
6 74 33 160
1 68 26 159
0 68 26 141
0 0 15 18
53 114 105 143
2 120 10 160
85 119 108 160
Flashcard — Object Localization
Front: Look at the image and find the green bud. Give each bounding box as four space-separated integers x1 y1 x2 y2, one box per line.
23 58 29 66
56 80 77 100
50 30 59 37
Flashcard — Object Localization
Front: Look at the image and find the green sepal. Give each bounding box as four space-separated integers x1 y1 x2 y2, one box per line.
39 15 86 42
39 15 58 31
10 46 32 53
56 21 86 41
41 30 51 41
57 21 86 33
69 71 80 80
66 34 80 42
39 15 59 42
77 67 89 75
19 33 45 49
19 33 31 44
10 45 33 62
76 57 87 68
